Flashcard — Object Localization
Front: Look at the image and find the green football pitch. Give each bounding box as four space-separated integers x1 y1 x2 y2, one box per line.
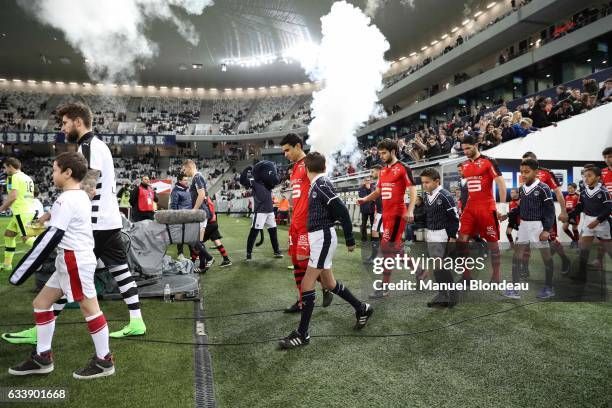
0 215 610 408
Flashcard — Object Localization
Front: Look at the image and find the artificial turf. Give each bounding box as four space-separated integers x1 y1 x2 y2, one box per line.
0 215 610 408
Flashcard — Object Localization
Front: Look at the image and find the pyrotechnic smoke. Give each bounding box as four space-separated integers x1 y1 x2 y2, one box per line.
18 0 213 83
300 1 390 172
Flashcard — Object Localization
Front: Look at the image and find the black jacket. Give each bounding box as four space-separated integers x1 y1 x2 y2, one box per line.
358 186 375 214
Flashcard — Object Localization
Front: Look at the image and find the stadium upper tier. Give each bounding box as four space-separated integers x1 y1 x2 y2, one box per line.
0 91 313 136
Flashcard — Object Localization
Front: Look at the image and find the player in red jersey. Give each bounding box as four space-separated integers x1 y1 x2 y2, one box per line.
521 152 571 273
602 147 612 194
280 134 333 313
358 138 417 298
458 135 507 283
506 188 520 246
563 183 580 246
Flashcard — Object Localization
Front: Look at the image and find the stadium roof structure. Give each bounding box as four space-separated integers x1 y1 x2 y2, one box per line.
0 0 496 89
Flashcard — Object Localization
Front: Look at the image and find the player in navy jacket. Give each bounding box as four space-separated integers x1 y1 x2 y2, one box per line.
568 166 612 283
279 152 373 349
503 159 556 300
420 167 460 308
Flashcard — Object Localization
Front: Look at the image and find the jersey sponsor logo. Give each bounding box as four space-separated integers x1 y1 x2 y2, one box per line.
292 184 301 199
381 187 393 200
486 225 496 237
467 180 482 192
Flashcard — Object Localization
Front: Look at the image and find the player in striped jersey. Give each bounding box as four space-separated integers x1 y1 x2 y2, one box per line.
567 166 612 283
420 168 459 307
2 103 146 345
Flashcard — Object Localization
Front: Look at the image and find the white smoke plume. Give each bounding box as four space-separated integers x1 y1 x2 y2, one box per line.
18 0 213 83
365 0 415 17
300 1 390 172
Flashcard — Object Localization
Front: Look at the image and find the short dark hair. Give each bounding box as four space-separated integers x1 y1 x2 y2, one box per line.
377 138 398 155
55 152 88 181
461 134 478 146
583 163 596 169
568 182 577 189
522 151 537 160
370 164 382 170
280 133 303 149
33 186 40 197
557 85 566 91
57 102 93 128
602 147 612 156
178 173 188 180
605 78 612 84
584 166 601 177
4 157 21 170
520 158 539 170
304 152 326 173
420 167 440 181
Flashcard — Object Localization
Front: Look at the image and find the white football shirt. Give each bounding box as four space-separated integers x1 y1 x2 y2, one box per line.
48 189 95 251
77 133 123 230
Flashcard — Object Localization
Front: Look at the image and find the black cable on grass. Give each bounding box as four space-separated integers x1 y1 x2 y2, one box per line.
112 300 545 347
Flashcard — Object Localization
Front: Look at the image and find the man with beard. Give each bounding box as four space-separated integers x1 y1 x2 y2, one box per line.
3 102 146 344
358 138 417 299
457 135 507 284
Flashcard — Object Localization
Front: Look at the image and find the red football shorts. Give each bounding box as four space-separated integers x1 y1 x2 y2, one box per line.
381 214 406 253
459 206 499 242
288 225 310 263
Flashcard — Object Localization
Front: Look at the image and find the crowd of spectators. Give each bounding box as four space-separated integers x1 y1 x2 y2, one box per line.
137 97 200 135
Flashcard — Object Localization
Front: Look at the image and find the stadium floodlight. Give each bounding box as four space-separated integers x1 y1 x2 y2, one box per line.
12 79 22 82
172 86 180 90
210 88 217 91
292 83 300 87
247 87 254 91
420 46 428 51
236 88 243 91
259 86 266 90
441 34 448 40
83 82 91 86
27 80 36 83
69 82 78 85
430 40 438 46
184 87 191 91
0 78 6 82
148 85 155 89
42 80 50 85
587 58 592 62
55 81 64 85
281 85 288 88
270 86 277 89
487 2 496 9
399 56 406 61
409 52 417 57
224 88 231 92
160 86 167 89
303 82 310 85
603 60 608 64
462 19 470 26
451 26 459 32
546 74 550 78
474 11 482 18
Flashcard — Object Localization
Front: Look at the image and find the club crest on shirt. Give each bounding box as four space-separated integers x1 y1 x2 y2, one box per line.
436 199 442 205
312 192 317 198
534 190 540 196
